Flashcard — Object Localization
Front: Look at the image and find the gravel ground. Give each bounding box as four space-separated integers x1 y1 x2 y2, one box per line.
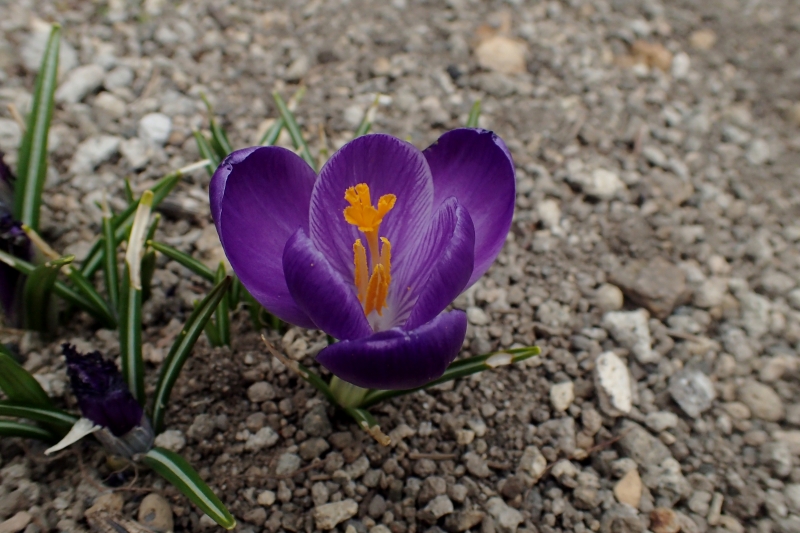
1 0 800 532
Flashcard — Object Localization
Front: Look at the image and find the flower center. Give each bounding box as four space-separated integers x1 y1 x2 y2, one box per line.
344 183 395 316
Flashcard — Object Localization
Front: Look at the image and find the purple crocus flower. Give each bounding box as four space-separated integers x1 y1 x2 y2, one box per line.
211 129 515 390
0 152 32 323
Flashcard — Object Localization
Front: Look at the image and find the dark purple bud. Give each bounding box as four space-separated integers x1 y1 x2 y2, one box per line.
63 344 144 437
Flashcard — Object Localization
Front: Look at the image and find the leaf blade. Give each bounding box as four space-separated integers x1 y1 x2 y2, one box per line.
143 447 236 529
14 24 60 231
151 277 232 433
0 344 52 408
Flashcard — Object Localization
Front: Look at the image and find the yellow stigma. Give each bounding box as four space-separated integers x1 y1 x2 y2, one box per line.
345 184 394 317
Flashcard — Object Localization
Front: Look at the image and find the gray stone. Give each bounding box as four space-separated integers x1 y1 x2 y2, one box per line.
693 278 728 308
610 257 690 320
418 495 454 524
644 411 679 432
617 421 672 466
595 351 633 416
463 451 491 478
120 138 150 170
595 283 625 312
313 499 358 530
94 92 127 119
299 437 330 460
746 138 771 165
668 369 716 418
0 119 22 153
575 168 626 200
602 309 656 364
761 442 793 478
785 484 800 514
642 458 691 505
68 135 121 175
55 64 105 104
138 113 172 145
739 380 784 421
138 493 173 533
187 414 215 441
244 427 279 452
486 497 523 533
367 494 386 519
247 381 276 402
153 429 185 452
444 510 485 533
600 504 645 533
104 66 134 90
303 404 332 437
467 306 490 325
275 453 301 476
739 291 771 339
761 270 796 296
517 445 547 485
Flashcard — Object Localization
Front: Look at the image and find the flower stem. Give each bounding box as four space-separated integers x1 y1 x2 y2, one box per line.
329 376 369 409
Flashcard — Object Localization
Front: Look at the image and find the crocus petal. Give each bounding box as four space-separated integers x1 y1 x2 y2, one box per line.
212 147 317 328
402 199 475 330
423 128 515 286
316 309 467 390
309 134 434 283
283 229 373 340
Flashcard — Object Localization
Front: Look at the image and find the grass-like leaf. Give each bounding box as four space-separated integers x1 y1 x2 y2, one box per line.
272 91 315 170
193 131 219 177
0 249 100 319
359 346 541 408
148 241 215 281
0 420 57 442
14 24 60 231
119 263 144 404
80 170 182 279
354 95 380 138
101 210 119 311
143 447 236 529
343 407 390 446
151 277 232 433
466 100 481 128
259 86 305 146
0 401 77 434
22 255 72 333
0 344 52 408
61 266 117 328
213 263 230 346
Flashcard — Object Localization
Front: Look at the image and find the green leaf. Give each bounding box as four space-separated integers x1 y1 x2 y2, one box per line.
354 95 380 138
101 212 120 311
141 250 157 302
359 346 541 408
343 407 390 446
466 100 481 128
143 447 236 529
259 86 305 146
0 249 100 319
22 255 73 332
119 263 144 404
152 277 232 433
272 91 315 170
0 401 77 434
14 24 60 231
62 266 117 328
193 131 219 177
214 263 230 347
148 241 215 282
124 178 135 204
0 344 52 408
200 95 233 158
0 420 57 443
80 171 182 279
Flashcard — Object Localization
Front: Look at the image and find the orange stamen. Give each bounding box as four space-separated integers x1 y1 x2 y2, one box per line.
345 184 395 317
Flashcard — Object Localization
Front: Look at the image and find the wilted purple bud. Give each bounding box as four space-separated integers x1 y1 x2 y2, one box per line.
63 344 153 457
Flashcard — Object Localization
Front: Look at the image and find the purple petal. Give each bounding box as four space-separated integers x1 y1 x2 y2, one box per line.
309 134 434 284
423 128 515 286
402 199 475 330
63 344 143 437
316 309 467 390
283 229 372 340
211 147 317 328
